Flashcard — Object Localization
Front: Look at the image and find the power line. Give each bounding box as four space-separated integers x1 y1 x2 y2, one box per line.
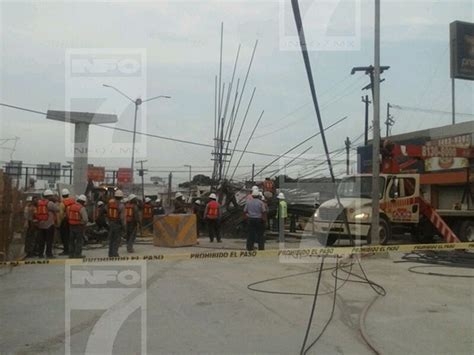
391 104 474 117
0 102 314 162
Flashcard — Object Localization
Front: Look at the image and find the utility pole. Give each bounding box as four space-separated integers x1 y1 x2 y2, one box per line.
345 137 351 175
251 163 255 183
362 95 371 145
385 102 394 137
184 164 192 197
137 160 148 201
168 172 173 208
371 0 381 245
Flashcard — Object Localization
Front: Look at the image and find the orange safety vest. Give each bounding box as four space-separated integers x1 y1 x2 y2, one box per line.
206 200 220 219
125 202 135 223
94 207 102 222
36 199 49 221
63 197 75 208
107 199 120 221
67 203 83 225
263 180 273 192
143 203 153 219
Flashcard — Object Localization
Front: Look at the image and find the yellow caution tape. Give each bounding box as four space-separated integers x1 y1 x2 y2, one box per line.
1 242 473 266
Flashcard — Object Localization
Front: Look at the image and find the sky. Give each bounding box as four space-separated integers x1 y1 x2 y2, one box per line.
0 0 473 186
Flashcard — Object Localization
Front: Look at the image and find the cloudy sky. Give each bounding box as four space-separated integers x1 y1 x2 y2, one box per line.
0 0 473 185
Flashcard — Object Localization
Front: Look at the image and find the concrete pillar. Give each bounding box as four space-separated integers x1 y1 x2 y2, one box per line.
73 122 89 195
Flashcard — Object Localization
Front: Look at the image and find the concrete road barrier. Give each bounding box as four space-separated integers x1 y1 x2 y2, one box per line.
153 214 197 247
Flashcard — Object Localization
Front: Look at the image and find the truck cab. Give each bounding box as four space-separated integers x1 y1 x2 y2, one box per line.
313 173 421 245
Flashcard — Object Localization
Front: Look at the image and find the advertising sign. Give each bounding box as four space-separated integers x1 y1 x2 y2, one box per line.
117 168 133 184
424 134 471 172
450 21 474 80
87 166 105 182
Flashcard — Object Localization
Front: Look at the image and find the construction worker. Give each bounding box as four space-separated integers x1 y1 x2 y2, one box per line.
107 189 125 257
153 199 165 216
277 192 288 233
174 192 187 213
142 197 153 233
193 200 204 238
94 201 108 231
263 177 274 194
246 185 259 201
125 194 140 253
35 189 59 258
204 193 221 242
67 194 88 258
244 189 267 251
58 188 75 256
24 196 37 258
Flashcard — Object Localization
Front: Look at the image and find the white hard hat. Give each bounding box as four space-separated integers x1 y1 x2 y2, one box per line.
252 185 259 191
114 189 124 198
61 188 70 196
26 196 33 202
77 194 87 203
194 199 201 205
277 192 285 199
156 199 161 203
175 192 183 199
252 189 260 197
97 201 104 206
209 193 217 200
43 189 53 197
128 194 137 201
145 197 151 203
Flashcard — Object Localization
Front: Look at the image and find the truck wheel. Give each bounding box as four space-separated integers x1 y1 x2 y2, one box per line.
456 220 474 242
411 218 435 243
326 234 338 246
367 218 391 245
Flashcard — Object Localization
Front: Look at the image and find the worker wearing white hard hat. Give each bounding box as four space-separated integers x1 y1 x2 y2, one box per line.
37 189 60 258
124 193 140 253
94 200 108 232
277 192 288 234
204 192 221 242
247 186 260 201
174 192 186 214
67 194 88 258
244 188 267 251
153 198 165 216
107 189 125 257
142 197 154 234
192 199 203 239
59 188 75 256
24 195 38 258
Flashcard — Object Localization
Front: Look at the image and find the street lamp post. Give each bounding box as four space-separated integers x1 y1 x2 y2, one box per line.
103 84 170 182
184 164 192 197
